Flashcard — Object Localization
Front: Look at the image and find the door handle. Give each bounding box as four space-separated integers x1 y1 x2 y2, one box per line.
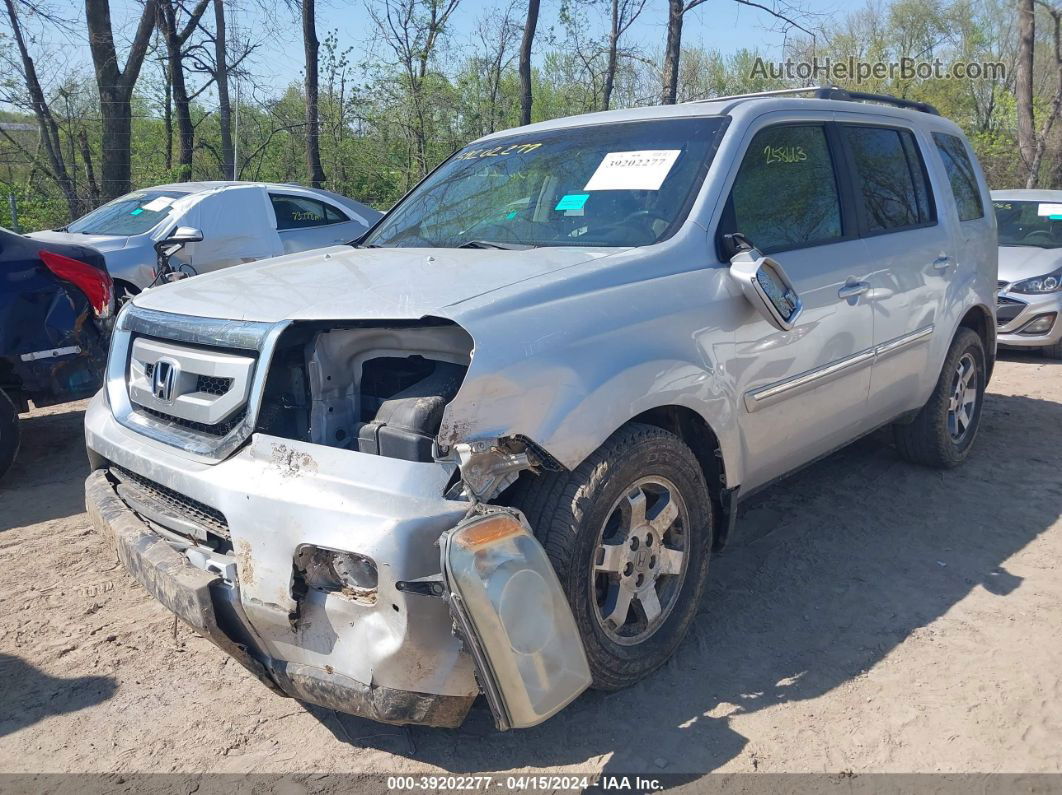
838 281 870 300
932 256 952 271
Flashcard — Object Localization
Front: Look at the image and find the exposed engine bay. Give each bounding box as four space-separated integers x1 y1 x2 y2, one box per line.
257 322 475 464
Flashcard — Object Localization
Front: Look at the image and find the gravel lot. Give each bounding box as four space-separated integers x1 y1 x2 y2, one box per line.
1 352 1060 778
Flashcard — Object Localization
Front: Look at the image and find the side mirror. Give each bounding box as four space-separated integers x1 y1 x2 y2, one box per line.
729 247 803 331
154 226 204 257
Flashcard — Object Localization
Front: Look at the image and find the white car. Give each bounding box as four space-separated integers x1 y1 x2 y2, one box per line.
991 189 1062 357
29 181 382 297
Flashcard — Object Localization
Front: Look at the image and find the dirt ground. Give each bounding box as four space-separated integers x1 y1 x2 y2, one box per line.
1 352 1060 780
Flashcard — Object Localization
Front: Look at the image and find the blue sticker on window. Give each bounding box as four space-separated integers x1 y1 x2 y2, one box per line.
555 193 589 211
130 208 144 216
506 210 518 220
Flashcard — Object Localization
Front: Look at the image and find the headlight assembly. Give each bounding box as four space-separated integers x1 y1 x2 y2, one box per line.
1010 267 1062 294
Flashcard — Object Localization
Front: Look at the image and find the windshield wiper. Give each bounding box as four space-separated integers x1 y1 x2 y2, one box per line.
53 226 69 232
457 239 533 250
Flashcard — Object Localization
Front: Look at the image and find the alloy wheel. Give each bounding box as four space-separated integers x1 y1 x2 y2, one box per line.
590 476 690 646
947 351 978 443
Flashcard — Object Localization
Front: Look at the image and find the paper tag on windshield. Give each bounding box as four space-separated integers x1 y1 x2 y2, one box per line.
1037 202 1062 216
141 196 174 212
583 150 681 191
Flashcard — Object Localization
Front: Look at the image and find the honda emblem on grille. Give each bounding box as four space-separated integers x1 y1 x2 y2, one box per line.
152 358 180 403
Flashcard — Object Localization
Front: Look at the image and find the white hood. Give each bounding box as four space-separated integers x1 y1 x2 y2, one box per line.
998 245 1062 283
130 245 618 323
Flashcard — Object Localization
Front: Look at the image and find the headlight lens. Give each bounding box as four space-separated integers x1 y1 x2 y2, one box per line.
1011 268 1062 294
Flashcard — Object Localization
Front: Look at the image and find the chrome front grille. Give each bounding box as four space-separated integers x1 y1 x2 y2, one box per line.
128 336 254 426
107 306 286 461
137 404 248 437
197 375 234 396
144 362 233 397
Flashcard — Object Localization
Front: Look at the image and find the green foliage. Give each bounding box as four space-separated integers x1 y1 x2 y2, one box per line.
0 0 1056 230
0 182 67 233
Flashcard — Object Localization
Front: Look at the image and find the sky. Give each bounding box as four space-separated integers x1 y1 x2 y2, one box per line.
13 0 844 101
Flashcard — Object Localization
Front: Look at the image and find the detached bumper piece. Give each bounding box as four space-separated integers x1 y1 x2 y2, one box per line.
441 509 592 730
85 470 473 727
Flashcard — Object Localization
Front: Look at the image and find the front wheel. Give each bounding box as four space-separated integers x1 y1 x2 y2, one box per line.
509 423 713 691
0 389 20 482
893 328 986 468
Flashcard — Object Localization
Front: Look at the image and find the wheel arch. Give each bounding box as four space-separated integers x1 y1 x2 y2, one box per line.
626 405 734 550
957 303 996 381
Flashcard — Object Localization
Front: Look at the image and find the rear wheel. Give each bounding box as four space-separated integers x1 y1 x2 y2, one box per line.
0 389 20 482
509 423 713 690
893 328 986 468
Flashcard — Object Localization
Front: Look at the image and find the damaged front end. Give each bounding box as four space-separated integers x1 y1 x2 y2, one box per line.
271 319 592 729
88 307 590 729
440 507 591 729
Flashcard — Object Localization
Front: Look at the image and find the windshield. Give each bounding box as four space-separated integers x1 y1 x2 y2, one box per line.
993 199 1062 249
364 117 727 249
67 189 187 236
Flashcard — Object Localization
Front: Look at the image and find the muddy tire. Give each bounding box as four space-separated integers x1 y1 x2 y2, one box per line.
509 423 713 691
1042 339 1062 360
0 389 19 482
893 328 986 468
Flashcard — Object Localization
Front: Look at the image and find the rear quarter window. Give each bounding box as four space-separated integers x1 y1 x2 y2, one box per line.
932 133 984 222
270 194 348 230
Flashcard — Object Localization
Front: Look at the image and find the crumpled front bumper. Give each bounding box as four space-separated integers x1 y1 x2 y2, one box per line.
85 471 474 727
84 392 479 727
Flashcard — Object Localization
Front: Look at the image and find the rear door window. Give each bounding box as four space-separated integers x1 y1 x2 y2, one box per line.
270 194 348 230
725 124 843 253
843 125 935 233
932 133 984 221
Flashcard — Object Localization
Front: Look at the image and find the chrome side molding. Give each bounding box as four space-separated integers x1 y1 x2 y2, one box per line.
744 324 934 413
873 325 935 360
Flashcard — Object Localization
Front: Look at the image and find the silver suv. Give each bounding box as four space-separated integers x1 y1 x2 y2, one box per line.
84 87 997 731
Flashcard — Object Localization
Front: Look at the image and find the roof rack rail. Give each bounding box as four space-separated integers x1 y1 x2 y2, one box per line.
687 85 940 116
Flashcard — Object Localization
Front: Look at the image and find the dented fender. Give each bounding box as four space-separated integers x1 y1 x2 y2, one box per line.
437 240 746 485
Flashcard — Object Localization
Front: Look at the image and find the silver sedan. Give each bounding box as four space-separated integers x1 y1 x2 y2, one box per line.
29 181 383 296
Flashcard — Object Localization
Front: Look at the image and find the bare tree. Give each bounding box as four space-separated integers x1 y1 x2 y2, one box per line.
77 128 100 206
160 57 173 169
213 0 234 179
1024 1 1062 186
662 0 814 104
158 0 211 180
603 0 647 110
519 0 541 124
302 0 326 186
470 2 520 134
1017 0 1036 177
85 0 158 199
367 0 461 175
1 0 80 217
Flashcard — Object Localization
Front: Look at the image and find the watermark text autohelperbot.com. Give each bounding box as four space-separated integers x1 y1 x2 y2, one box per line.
750 57 1006 83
